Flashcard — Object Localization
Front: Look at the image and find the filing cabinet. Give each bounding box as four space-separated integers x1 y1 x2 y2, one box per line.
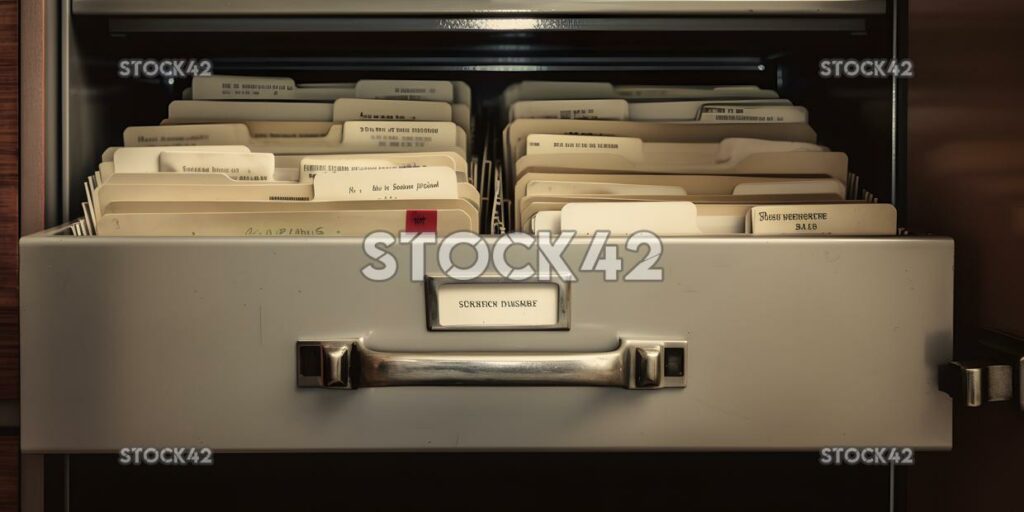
21 0 1016 509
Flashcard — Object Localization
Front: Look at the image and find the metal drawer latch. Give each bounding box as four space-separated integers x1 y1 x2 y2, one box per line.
938 330 1024 410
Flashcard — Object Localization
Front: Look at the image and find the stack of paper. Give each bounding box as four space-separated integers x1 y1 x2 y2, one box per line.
71 75 481 237
500 81 896 236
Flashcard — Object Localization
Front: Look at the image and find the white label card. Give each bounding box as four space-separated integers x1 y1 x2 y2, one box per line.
435 283 560 328
355 80 454 103
332 98 452 123
193 76 296 100
526 134 644 162
526 180 688 197
245 122 335 139
748 204 897 235
511 99 629 121
158 152 275 181
297 153 464 182
192 75 355 101
313 167 458 201
343 122 457 151
698 105 808 124
627 99 791 122
561 201 701 236
302 158 414 175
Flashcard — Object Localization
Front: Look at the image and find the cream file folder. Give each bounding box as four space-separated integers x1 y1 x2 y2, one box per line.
504 118 818 165
123 122 468 159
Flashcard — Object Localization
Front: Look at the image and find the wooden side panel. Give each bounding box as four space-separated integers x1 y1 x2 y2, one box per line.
0 0 19 507
0 0 20 401
907 1 1024 511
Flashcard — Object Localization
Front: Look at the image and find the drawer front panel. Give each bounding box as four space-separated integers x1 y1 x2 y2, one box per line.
20 236 953 451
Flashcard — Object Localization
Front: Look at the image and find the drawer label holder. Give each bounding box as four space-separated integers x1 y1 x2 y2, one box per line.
424 275 570 331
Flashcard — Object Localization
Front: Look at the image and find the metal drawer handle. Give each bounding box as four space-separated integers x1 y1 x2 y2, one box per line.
297 339 686 390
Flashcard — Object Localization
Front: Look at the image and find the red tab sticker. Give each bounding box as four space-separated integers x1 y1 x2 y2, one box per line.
405 210 438 233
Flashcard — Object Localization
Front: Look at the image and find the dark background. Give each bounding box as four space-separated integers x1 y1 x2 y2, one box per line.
904 0 1024 509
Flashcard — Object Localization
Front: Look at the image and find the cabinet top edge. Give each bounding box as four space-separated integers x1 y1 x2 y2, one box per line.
72 0 887 17
20 232 954 248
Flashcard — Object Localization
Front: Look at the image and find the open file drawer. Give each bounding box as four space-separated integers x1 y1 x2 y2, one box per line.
19 232 953 451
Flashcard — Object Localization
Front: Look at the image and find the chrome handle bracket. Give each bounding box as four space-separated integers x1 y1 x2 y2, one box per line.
296 339 686 390
939 330 1024 411
297 341 354 389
